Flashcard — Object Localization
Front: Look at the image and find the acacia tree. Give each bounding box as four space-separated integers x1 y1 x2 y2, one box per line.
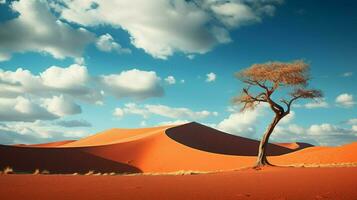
234 60 322 167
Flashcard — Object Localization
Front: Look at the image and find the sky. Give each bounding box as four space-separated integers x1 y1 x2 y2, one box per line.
0 0 356 146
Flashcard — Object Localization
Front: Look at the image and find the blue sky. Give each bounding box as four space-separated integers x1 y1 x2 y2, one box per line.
0 0 356 146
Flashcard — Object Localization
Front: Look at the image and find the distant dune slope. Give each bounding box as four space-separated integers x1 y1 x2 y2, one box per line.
1 122 356 173
274 142 314 150
272 142 357 165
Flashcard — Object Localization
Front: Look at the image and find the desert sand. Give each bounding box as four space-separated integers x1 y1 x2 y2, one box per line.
1 122 357 199
1 167 357 200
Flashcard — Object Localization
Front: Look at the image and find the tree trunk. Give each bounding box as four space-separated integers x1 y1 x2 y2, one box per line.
255 115 281 168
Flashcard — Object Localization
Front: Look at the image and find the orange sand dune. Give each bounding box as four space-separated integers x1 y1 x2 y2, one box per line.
272 142 357 165
1 167 357 200
1 122 356 174
274 142 313 150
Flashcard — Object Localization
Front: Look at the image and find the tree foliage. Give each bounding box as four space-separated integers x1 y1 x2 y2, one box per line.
234 60 323 117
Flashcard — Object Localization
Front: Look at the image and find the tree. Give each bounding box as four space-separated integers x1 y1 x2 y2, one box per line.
234 60 322 168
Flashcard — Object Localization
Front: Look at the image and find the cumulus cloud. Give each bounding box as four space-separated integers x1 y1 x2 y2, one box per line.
164 76 176 85
42 95 81 117
0 0 95 61
55 119 91 128
96 33 131 54
113 103 217 120
336 93 356 108
100 69 164 99
0 96 58 122
273 123 357 146
216 104 267 137
206 72 216 82
56 0 281 59
113 108 125 118
0 64 103 104
0 65 167 122
280 111 295 124
0 121 88 144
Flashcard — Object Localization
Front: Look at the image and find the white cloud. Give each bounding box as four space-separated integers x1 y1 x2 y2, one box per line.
0 0 95 61
347 118 357 125
0 120 89 144
113 103 217 120
57 0 281 59
304 98 329 109
206 72 216 82
216 104 267 137
41 64 89 91
74 57 85 65
211 2 259 28
164 76 176 85
0 0 6 4
0 65 168 122
113 108 124 118
273 123 357 146
187 54 195 60
100 69 164 99
336 93 356 108
0 64 103 103
145 104 216 119
0 65 165 103
0 96 57 122
158 120 190 126
280 111 295 124
341 72 353 77
96 33 131 54
352 125 357 132
42 95 81 117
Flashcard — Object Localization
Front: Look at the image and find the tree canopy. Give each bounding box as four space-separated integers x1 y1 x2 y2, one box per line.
234 60 323 116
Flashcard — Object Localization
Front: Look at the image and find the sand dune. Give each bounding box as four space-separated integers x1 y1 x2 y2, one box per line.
272 142 357 165
1 122 356 174
274 142 313 150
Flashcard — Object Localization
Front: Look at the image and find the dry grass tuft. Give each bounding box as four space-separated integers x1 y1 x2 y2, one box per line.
2 166 14 174
33 169 40 175
41 170 50 174
280 162 357 168
126 170 211 176
85 170 95 176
